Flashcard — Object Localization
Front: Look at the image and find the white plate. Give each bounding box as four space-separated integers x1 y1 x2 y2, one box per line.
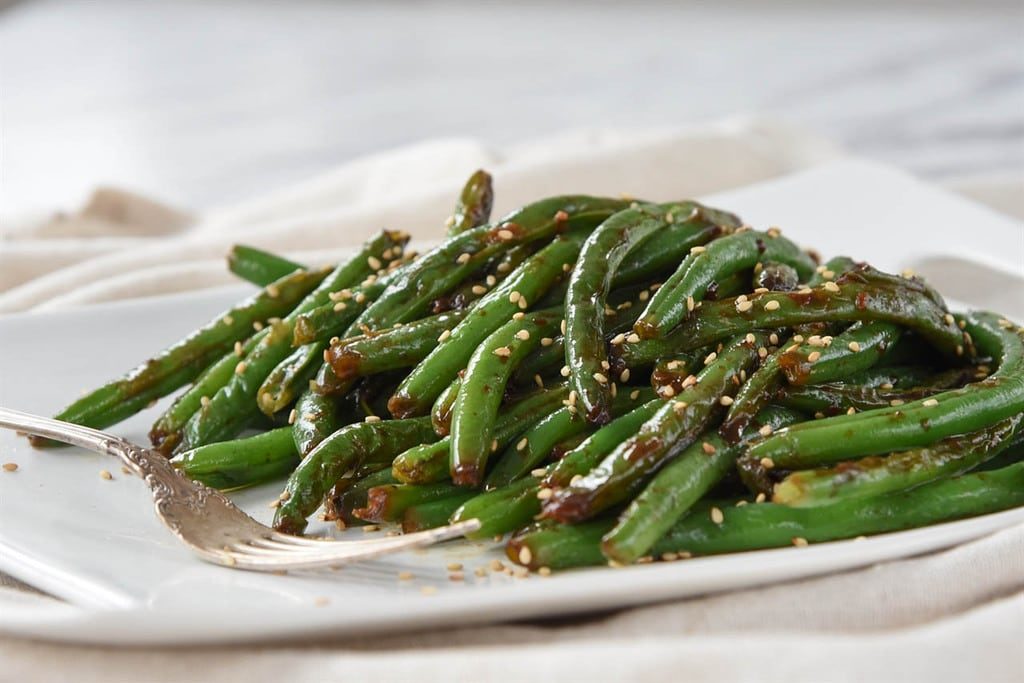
1 159 1022 645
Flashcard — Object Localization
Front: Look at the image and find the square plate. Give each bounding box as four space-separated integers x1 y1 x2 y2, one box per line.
1 159 1022 645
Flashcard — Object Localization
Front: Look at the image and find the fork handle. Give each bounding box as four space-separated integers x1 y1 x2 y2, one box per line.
0 407 149 475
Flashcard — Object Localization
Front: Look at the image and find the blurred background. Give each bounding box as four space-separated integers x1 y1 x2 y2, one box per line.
1 0 1022 219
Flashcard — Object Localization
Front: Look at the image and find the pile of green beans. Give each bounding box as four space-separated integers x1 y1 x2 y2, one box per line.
39 170 1024 573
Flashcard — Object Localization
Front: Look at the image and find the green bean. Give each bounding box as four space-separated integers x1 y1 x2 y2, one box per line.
149 327 269 454
447 169 494 236
566 203 690 424
172 426 299 490
773 414 1023 506
355 481 466 523
291 389 349 456
450 309 563 486
273 417 437 534
34 266 329 447
451 475 543 540
542 333 764 523
392 384 569 484
326 309 470 383
746 313 1022 469
431 376 462 437
634 229 816 339
389 234 585 419
486 387 657 488
754 261 799 291
508 460 1024 569
401 493 477 533
601 406 804 563
326 468 397 528
227 245 303 286
618 279 967 368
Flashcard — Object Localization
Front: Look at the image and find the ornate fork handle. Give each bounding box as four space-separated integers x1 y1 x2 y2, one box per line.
0 407 196 499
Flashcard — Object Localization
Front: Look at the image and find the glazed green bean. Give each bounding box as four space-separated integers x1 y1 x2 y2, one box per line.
227 245 303 286
773 415 1023 506
447 169 494 236
634 228 816 339
430 376 462 437
273 417 437 534
172 426 299 490
355 481 466 523
389 234 585 419
543 334 764 523
401 493 477 533
36 266 329 446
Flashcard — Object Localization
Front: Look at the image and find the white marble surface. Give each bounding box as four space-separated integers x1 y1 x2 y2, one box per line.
1 0 1022 219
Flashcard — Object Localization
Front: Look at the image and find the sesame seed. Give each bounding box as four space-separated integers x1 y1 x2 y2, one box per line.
560 365 571 377
368 256 383 270
638 290 649 302
223 315 235 326
687 296 695 312
471 285 487 295
362 525 380 532
610 333 626 346
764 300 781 311
491 439 498 452
457 253 471 265
562 263 572 273
449 572 465 582
630 389 641 400
626 333 640 343
561 319 567 335
253 321 264 331
2 463 18 472
704 352 717 365
807 351 822 362
792 537 809 547
673 401 688 414
364 415 382 423
497 262 511 273
758 424 773 437
681 374 698 389
620 368 631 382
534 374 544 388
760 457 775 469
538 566 552 576
554 210 570 222
537 487 554 500
593 372 609 384
922 398 939 407
890 399 905 406
516 438 529 452
847 407 857 415
710 507 724 524
823 281 840 293
518 546 533 565
531 468 547 478
493 346 512 357
758 347 768 359
660 385 676 397
745 333 756 344
719 396 734 406
956 345 964 356
848 341 861 352
766 226 782 238
200 395 211 408
568 390 578 405
497 229 515 241
512 312 525 320
234 361 247 375
541 337 554 346
288 409 297 425
333 301 347 312
736 300 753 312
354 293 367 304
437 329 451 342
515 330 530 341
486 274 497 286
690 245 707 255
518 298 528 310
420 586 438 596
702 442 716 455
99 470 113 480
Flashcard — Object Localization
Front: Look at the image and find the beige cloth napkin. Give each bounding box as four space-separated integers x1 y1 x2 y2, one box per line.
2 119 1022 682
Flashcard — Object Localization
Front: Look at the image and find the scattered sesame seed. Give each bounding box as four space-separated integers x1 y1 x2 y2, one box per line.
554 210 570 222
568 390 578 405
560 319 568 335
471 285 488 295
922 398 939 407
619 368 631 382
531 468 547 478
736 300 753 313
534 374 545 389
457 253 471 265
516 437 529 452
538 566 552 576
681 374 698 388
2 463 18 472
99 470 113 480
512 312 525 320
537 487 554 500
333 301 347 312
362 524 380 532
234 361 247 375
560 366 571 377
755 493 766 503
626 333 641 343
764 300 781 311
690 245 707 255
848 341 862 352
510 291 522 304
890 399 905 406
497 262 511 273
823 281 840 293
252 321 264 331
710 506 724 524
364 415 382 423
847 407 857 415
518 546 533 565
766 226 782 238
702 442 717 455
448 572 465 582
486 275 497 286
687 296 696 312
792 537 809 547
638 290 649 301
437 329 452 343
630 389 641 400
593 372 609 384
758 424 773 437
514 330 530 342
760 457 775 469
200 395 211 408
491 439 498 452
493 346 512 357
719 396 734 406
704 352 717 365
660 385 676 398
354 292 367 304
497 229 515 241
807 351 822 362
420 586 438 596
288 408 297 425
673 401 688 414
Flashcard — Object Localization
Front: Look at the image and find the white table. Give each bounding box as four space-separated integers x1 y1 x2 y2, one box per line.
1 0 1021 218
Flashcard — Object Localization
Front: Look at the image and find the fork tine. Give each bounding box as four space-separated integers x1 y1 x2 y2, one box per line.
219 520 482 571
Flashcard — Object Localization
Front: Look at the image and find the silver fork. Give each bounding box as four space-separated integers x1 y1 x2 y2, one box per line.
0 407 480 571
